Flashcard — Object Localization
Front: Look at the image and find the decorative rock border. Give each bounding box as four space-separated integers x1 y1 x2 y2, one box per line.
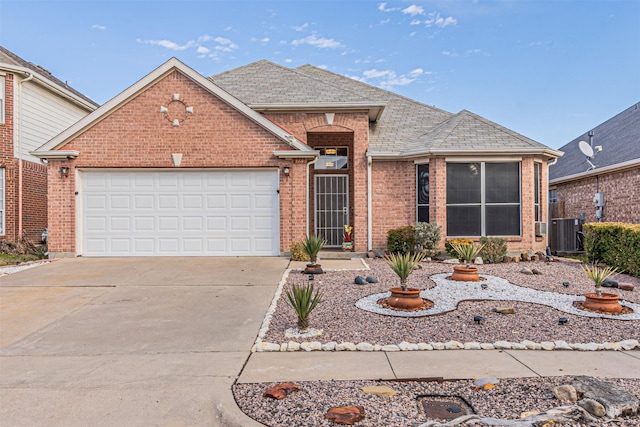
253 264 640 353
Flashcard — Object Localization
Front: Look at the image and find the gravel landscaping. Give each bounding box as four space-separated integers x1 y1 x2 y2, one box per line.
257 258 640 348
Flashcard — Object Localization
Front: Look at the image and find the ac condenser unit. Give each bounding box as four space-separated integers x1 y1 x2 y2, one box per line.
535 222 547 236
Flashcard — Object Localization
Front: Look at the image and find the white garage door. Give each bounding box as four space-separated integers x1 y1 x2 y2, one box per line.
79 169 280 256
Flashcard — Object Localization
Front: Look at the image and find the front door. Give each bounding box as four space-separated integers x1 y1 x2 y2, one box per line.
314 175 349 247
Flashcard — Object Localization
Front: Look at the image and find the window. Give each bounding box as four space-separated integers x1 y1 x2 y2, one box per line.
314 147 348 170
534 162 541 222
446 162 521 236
549 189 558 203
0 168 4 235
416 164 429 222
0 75 5 123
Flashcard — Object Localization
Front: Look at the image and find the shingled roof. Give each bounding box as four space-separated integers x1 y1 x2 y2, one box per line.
210 60 560 158
0 45 98 108
550 102 640 181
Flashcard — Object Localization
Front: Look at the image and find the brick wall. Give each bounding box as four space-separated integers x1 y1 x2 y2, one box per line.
554 167 640 224
0 73 17 242
20 159 47 242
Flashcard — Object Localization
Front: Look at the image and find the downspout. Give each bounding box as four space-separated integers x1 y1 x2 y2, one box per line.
367 154 372 251
306 157 318 236
17 72 34 240
546 157 558 249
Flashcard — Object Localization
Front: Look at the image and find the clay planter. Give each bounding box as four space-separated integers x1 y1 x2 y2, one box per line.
583 292 623 314
450 265 480 282
304 264 323 274
387 287 423 310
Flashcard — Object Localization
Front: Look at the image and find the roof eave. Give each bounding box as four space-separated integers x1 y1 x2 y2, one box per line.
550 158 640 185
273 149 320 159
370 147 563 160
29 150 80 160
249 102 387 122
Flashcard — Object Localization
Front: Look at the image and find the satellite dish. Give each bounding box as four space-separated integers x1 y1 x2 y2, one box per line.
579 140 594 157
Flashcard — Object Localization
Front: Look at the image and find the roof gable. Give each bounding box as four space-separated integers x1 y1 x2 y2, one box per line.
33 58 313 157
550 102 640 180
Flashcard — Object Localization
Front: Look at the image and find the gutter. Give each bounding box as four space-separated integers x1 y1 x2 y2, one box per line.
306 157 319 237
549 158 640 185
367 153 372 251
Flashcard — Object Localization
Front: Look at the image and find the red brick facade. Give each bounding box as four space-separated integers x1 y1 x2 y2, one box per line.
0 72 48 243
553 167 640 224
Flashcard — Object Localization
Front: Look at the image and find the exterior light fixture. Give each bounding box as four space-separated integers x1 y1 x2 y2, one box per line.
562 282 570 287
60 166 69 178
283 165 291 176
558 317 568 325
308 274 314 281
473 315 484 324
481 283 488 290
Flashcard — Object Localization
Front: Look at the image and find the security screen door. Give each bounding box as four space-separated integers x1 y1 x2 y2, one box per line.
315 175 349 247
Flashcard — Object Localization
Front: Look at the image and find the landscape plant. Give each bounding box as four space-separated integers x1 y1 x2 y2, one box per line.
581 263 618 297
285 283 323 333
302 235 325 265
384 251 426 291
289 241 310 262
479 237 507 263
414 222 441 257
386 225 416 255
449 242 484 266
445 238 474 258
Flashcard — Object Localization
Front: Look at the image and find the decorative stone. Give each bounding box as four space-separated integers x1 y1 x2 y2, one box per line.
530 254 539 261
256 342 281 352
521 340 538 350
373 344 383 351
571 343 588 351
354 276 367 285
532 268 543 275
513 256 520 263
473 378 500 388
494 306 516 314
443 258 459 264
324 405 366 425
431 342 445 350
444 340 464 349
474 257 483 265
417 343 433 350
381 344 400 352
510 343 527 350
367 251 376 258
287 341 301 351
520 267 534 275
336 342 357 351
464 342 481 350
398 341 419 351
322 341 337 351
579 398 606 417
521 252 530 261
620 339 639 350
264 382 300 400
536 251 547 260
554 340 572 350
503 256 513 263
493 340 512 349
480 343 495 350
601 279 619 288
585 342 602 351
619 282 635 291
540 341 555 350
553 385 578 402
301 341 322 351
362 385 397 397
365 276 378 283
604 342 622 351
356 342 374 352
574 376 640 418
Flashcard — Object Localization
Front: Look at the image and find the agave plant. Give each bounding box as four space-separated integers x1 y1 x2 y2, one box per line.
450 242 484 265
286 283 323 333
581 263 618 297
302 235 326 265
384 251 426 291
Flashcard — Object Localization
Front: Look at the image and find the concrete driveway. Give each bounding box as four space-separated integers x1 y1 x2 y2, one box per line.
0 257 289 426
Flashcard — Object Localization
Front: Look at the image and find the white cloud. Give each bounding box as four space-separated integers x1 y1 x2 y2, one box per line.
284 58 293 63
92 24 106 30
292 23 309 32
409 68 424 76
197 46 210 54
198 34 213 42
410 19 422 25
359 67 430 88
291 34 344 49
441 51 459 57
136 38 195 51
402 5 425 16
378 2 399 12
363 69 393 79
424 12 457 28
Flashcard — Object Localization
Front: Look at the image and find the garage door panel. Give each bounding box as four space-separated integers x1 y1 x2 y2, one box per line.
81 170 279 256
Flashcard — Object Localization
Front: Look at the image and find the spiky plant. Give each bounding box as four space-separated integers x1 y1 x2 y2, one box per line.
581 263 618 297
286 283 323 333
384 251 426 291
450 242 484 265
302 235 326 265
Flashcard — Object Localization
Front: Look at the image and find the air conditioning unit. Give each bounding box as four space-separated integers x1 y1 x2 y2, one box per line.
535 222 547 236
550 218 581 254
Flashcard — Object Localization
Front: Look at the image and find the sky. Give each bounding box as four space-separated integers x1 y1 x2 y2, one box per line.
1 0 638 150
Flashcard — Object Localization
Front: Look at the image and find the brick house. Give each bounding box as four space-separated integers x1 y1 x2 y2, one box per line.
33 58 561 257
549 102 640 225
0 46 98 243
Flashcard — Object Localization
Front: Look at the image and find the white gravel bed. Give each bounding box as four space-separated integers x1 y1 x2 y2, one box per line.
255 259 640 351
0 260 51 275
233 376 640 426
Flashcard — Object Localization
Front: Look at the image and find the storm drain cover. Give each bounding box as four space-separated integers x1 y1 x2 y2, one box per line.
416 394 476 421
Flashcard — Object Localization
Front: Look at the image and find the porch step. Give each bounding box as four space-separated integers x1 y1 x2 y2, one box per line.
318 250 367 260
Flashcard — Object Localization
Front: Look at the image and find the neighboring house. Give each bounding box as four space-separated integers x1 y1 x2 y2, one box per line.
33 58 561 258
0 46 98 243
549 102 640 224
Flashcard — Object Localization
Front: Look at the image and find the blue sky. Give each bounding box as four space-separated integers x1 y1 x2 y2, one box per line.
1 0 638 149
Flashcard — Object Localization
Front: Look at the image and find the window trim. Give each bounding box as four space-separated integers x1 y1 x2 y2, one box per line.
314 146 349 170
416 163 429 222
0 74 5 124
0 167 5 235
534 162 541 222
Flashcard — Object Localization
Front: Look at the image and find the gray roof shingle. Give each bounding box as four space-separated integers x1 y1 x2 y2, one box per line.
550 102 640 180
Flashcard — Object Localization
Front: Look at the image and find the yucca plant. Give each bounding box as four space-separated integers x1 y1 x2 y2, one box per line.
302 235 326 265
450 242 484 266
286 283 323 333
581 263 618 297
384 251 426 291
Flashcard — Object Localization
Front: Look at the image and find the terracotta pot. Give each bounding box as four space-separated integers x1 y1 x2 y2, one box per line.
304 264 323 274
387 287 423 310
450 265 480 282
583 292 623 314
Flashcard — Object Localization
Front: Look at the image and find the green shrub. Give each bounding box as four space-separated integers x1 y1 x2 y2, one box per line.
445 238 474 258
415 222 442 257
479 237 507 263
290 242 310 262
302 235 325 264
584 222 640 277
386 225 416 255
286 283 323 333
